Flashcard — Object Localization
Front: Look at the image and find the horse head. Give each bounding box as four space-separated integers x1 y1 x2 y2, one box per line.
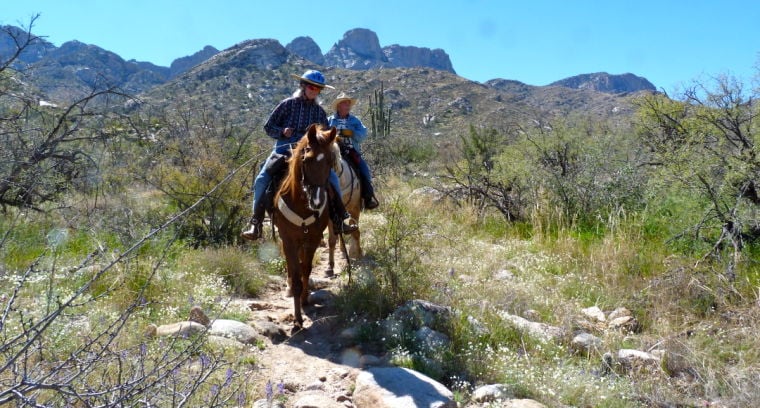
297 124 337 211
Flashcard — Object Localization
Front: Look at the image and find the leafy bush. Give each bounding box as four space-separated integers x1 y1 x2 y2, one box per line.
635 76 760 279
130 107 260 246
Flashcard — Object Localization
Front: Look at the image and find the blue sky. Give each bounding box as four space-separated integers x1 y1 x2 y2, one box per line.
3 0 759 92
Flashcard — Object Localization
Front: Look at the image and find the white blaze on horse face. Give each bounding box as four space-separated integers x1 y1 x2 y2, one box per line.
313 187 323 206
316 152 325 162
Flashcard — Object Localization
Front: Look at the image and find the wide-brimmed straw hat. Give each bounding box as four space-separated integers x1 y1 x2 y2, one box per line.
331 92 357 111
290 69 335 89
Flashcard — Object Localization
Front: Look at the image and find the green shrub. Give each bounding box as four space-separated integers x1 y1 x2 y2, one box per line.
188 246 267 298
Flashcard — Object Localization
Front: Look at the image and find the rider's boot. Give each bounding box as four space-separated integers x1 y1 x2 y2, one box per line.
241 205 265 241
360 176 379 210
329 185 358 234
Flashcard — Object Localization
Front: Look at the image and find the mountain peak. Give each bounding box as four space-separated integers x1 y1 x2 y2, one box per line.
324 28 387 69
550 72 656 94
285 36 324 65
169 45 219 78
321 28 455 73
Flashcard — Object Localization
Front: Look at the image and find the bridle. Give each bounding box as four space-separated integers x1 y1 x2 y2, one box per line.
276 142 332 233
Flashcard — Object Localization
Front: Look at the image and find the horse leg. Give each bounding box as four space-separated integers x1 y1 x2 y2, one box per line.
300 262 311 308
349 226 362 259
283 243 304 330
327 225 338 276
290 271 304 330
301 244 319 307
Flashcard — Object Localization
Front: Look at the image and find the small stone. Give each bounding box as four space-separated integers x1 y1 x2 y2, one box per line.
307 289 335 305
609 315 639 332
607 307 632 320
471 384 514 402
581 306 606 322
189 306 210 327
249 301 273 311
571 332 602 354
144 324 157 338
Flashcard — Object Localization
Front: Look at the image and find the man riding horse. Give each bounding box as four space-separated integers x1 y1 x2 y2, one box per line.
242 70 358 241
328 92 379 210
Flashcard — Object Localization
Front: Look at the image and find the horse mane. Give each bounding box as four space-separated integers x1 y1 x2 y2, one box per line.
279 138 306 197
330 141 342 173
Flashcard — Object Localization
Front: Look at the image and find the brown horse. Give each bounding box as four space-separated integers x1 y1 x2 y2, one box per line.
273 124 337 330
327 151 363 275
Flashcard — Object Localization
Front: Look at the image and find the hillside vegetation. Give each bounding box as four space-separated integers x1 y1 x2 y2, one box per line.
1 23 759 407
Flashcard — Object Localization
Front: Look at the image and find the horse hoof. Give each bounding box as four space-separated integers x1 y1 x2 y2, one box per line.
325 268 334 278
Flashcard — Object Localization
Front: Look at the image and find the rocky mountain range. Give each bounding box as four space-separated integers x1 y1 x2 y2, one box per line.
131 38 649 151
1 24 656 104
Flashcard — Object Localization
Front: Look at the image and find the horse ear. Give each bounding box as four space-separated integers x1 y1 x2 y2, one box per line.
306 123 317 144
326 126 337 143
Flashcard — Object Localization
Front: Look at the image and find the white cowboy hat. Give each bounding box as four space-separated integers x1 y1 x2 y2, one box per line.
331 92 357 111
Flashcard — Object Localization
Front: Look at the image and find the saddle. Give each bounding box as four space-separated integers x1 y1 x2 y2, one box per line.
261 153 289 212
339 142 362 169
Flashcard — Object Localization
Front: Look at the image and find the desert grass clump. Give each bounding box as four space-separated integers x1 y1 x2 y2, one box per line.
339 195 436 320
185 245 267 298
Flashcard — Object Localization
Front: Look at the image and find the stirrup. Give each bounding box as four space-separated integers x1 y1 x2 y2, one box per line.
364 195 379 210
241 220 263 241
336 217 358 234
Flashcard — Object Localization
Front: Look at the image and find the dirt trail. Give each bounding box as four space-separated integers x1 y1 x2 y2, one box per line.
241 244 365 407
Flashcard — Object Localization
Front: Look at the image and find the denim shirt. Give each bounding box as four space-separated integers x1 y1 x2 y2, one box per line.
327 113 368 155
264 95 328 155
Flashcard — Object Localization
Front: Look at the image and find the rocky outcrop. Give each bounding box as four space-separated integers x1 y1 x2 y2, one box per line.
286 36 324 65
27 40 169 100
0 25 55 64
194 39 289 81
383 44 455 73
550 72 656 94
324 28 455 73
169 45 218 78
324 28 389 70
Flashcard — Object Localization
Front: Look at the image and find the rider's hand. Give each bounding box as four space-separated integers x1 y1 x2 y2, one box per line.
282 128 293 138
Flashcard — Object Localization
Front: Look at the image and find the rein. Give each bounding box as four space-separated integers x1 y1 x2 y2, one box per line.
337 157 359 203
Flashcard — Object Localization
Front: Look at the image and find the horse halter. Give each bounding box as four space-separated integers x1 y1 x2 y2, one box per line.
299 147 331 212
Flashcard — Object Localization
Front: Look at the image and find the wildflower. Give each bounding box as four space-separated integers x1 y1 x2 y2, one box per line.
278 380 285 395
224 368 234 387
265 380 273 401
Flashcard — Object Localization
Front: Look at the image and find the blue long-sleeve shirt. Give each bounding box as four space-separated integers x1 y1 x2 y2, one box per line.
264 95 328 155
327 113 368 155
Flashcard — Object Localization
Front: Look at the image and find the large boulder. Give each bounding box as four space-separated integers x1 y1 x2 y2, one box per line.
353 367 455 408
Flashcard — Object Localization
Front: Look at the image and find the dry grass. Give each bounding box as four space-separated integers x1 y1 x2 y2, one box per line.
356 176 760 406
